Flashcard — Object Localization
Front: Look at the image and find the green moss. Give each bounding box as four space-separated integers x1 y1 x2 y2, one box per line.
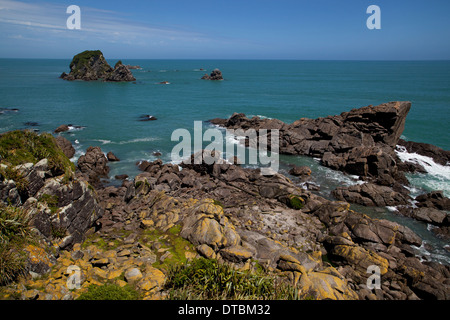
70 50 107 73
140 226 195 269
76 283 140 300
288 195 305 210
213 199 224 208
0 130 75 180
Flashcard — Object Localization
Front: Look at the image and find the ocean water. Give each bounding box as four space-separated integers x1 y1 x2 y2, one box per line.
1 59 449 262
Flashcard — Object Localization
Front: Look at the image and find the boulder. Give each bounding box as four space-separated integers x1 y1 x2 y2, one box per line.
106 151 120 162
210 101 411 183
415 191 450 211
54 125 69 133
411 207 448 226
288 165 312 177
298 269 359 300
180 199 240 250
77 146 109 185
55 136 75 159
219 246 253 263
332 183 410 207
105 61 136 82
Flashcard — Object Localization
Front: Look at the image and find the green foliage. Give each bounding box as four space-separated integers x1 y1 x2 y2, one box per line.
288 195 305 210
76 283 140 300
141 226 195 269
0 204 35 285
213 199 224 208
70 50 102 69
39 194 59 214
0 166 28 195
0 130 75 180
165 258 299 300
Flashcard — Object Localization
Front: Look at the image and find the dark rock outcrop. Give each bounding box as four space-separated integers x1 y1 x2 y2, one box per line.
54 124 70 133
60 50 135 82
77 146 110 186
210 101 413 205
55 136 75 159
332 183 410 207
289 165 312 177
201 68 223 80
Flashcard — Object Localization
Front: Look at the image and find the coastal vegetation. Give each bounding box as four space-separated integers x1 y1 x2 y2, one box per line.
0 130 75 180
0 204 35 285
165 257 299 300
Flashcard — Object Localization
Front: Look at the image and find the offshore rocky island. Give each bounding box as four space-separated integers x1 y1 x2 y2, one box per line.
0 52 449 300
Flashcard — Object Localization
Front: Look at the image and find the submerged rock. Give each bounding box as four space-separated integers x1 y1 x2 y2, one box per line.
201 68 223 80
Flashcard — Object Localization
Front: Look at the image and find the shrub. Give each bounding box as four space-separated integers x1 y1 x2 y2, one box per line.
0 205 35 285
165 258 299 300
0 130 75 180
77 283 140 300
39 194 59 214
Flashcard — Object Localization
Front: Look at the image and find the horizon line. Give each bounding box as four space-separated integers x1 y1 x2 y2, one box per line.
1 57 450 62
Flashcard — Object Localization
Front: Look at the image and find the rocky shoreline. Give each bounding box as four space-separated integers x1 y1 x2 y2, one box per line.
0 102 449 300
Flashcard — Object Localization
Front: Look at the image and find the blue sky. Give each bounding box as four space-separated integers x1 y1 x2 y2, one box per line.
0 0 449 59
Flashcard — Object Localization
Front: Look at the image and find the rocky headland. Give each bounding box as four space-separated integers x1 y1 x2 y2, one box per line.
60 51 136 82
1 101 449 300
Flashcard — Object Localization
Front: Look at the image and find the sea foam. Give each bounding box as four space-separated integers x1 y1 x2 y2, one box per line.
395 145 450 197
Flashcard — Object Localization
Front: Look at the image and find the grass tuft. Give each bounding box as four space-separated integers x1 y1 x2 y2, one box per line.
165 258 299 300
76 283 140 300
0 204 35 285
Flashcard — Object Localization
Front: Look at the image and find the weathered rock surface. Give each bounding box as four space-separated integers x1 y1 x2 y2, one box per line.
77 146 110 186
1 153 103 254
332 182 410 207
106 151 120 162
55 136 75 159
289 165 312 177
415 191 450 211
60 50 135 82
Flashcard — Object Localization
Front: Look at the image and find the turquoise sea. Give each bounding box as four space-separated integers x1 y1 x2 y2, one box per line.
1 59 449 262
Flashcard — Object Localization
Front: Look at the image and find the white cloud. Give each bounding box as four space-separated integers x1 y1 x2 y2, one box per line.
0 0 211 44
